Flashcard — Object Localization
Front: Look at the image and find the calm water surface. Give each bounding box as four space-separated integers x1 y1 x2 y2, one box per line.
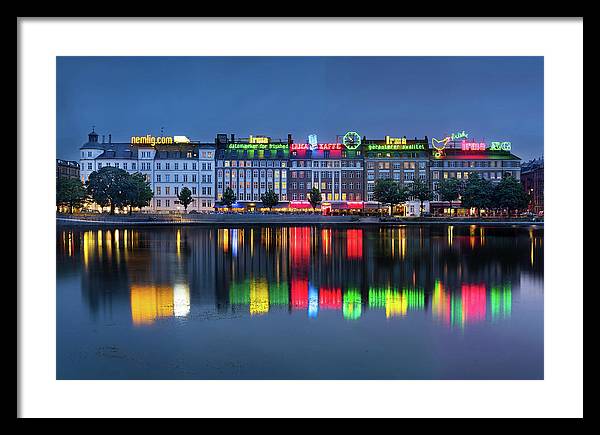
57 224 543 379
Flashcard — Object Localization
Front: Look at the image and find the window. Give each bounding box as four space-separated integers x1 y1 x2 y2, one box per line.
156 200 161 207
166 200 170 207
165 187 170 195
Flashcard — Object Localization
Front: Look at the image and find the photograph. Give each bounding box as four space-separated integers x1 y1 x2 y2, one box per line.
55 56 544 380
17 18 583 419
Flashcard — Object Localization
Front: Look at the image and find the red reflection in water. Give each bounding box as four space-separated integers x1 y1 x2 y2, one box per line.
346 229 363 259
461 283 487 323
290 227 311 269
319 287 342 310
291 278 308 309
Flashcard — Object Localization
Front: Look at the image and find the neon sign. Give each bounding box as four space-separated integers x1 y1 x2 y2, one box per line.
343 131 361 150
308 134 318 147
228 143 288 150
173 135 190 143
461 140 486 151
248 135 270 144
291 143 343 151
451 130 468 141
385 136 407 145
431 136 450 151
367 143 426 151
131 135 173 145
490 141 512 151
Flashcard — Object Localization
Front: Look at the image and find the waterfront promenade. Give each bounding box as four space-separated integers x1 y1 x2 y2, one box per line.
56 213 543 227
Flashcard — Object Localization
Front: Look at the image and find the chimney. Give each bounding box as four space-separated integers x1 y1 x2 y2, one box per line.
230 134 235 142
288 133 292 145
108 134 112 143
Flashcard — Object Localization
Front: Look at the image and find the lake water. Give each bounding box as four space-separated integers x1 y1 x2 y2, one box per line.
56 224 543 380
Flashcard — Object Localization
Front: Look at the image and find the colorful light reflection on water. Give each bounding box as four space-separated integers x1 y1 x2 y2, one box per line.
57 224 543 379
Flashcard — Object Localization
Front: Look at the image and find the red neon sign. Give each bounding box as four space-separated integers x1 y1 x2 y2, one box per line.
289 200 312 209
346 201 364 209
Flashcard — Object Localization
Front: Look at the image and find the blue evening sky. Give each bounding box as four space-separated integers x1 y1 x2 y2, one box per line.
57 56 543 162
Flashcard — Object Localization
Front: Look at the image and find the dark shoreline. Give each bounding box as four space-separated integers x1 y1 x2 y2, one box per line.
56 215 543 228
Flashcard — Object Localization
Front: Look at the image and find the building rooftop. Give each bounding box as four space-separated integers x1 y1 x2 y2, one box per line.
521 157 544 172
56 159 80 167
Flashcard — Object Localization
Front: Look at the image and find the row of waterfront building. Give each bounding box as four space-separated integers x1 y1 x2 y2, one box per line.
69 129 537 214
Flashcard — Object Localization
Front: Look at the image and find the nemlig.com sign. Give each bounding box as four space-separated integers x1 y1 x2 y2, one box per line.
130 135 174 145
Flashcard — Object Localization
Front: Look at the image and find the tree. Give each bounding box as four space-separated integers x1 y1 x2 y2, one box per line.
436 178 463 203
125 172 154 214
86 166 129 215
372 179 407 215
307 187 322 213
177 186 193 212
56 177 88 214
461 173 494 216
410 179 433 217
260 189 279 212
492 175 531 216
220 187 237 210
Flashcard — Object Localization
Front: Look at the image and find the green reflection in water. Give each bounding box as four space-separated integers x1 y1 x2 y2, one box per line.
491 284 512 321
343 289 362 320
269 282 289 306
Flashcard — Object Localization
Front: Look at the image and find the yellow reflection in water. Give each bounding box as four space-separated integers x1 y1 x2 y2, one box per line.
250 278 269 315
130 285 174 326
176 229 181 257
447 226 454 247
469 225 476 249
82 230 89 268
385 289 407 318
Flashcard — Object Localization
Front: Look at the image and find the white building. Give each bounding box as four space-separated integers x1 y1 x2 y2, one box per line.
79 130 216 213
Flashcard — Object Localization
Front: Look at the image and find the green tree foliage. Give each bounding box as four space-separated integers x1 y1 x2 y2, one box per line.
436 178 463 203
260 189 279 211
177 186 193 212
56 177 88 214
86 166 130 215
372 179 407 215
460 173 494 216
410 179 433 217
307 187 322 212
492 174 530 214
220 187 237 209
124 172 154 214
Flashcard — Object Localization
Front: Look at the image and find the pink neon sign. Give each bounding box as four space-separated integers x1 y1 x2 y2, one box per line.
461 140 486 151
291 143 343 151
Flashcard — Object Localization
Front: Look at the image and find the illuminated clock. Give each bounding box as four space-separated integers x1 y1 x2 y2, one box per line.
343 131 361 149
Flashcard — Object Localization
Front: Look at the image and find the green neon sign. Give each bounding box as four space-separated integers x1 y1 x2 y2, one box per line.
367 143 426 151
489 141 512 151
